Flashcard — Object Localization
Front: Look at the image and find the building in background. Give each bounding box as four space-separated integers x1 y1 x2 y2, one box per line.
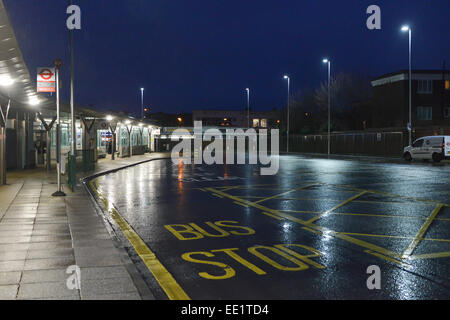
371 69 450 130
192 109 281 128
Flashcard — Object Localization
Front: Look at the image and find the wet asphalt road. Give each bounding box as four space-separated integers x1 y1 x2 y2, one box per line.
90 155 450 299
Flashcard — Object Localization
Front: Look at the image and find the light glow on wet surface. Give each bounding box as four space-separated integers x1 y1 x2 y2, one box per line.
93 155 450 299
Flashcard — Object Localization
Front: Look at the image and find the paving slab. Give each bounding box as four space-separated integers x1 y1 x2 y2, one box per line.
0 153 168 300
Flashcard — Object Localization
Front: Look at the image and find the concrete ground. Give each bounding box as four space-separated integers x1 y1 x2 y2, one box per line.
0 152 169 300
88 155 450 300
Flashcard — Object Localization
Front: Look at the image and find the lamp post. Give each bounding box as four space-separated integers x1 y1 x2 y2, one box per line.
0 75 13 185
401 25 412 146
140 88 144 119
69 0 76 164
52 58 65 197
283 75 290 153
125 120 132 157
322 59 331 155
106 115 115 160
245 88 250 128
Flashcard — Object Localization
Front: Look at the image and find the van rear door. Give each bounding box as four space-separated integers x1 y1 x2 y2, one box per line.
445 136 450 157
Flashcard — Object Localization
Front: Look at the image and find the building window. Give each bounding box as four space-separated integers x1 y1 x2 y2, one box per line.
417 106 432 120
260 119 267 128
417 80 433 94
445 80 450 90
444 107 450 118
252 119 259 127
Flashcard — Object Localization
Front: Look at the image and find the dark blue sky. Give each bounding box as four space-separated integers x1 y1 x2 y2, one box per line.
4 0 450 115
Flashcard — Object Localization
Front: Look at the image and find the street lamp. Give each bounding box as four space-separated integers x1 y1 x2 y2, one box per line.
52 58 65 197
283 75 290 153
0 75 14 86
28 96 40 106
106 115 116 160
140 88 144 119
322 58 331 155
245 88 250 128
0 75 14 185
401 25 412 146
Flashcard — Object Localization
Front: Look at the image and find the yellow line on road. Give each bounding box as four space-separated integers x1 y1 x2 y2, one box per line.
409 251 450 260
338 232 450 243
253 184 318 204
300 211 450 221
206 187 402 261
233 201 249 208
401 203 444 258
364 250 409 267
261 211 284 220
336 184 450 208
89 179 190 300
305 191 368 224
212 193 224 198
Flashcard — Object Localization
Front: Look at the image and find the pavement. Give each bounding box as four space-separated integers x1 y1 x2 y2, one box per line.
0 152 170 300
87 154 450 299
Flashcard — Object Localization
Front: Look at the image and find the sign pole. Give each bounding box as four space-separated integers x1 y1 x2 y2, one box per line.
70 18 76 166
0 100 10 185
52 59 65 197
69 13 77 190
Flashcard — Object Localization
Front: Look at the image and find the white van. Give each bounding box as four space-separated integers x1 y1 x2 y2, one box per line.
403 136 450 162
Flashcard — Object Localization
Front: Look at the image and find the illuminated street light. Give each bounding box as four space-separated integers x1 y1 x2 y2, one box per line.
29 96 40 106
322 58 331 155
401 25 412 146
245 88 250 128
106 115 113 121
0 75 14 86
140 88 144 119
283 75 290 152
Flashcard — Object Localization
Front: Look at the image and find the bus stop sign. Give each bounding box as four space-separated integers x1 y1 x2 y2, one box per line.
37 67 56 93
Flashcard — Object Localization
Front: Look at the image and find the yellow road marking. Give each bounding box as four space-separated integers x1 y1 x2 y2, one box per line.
89 179 190 300
233 201 249 208
302 226 322 235
252 184 318 204
401 203 444 258
282 210 450 222
336 184 450 208
242 196 431 205
364 250 410 267
212 193 224 198
305 191 368 224
206 187 402 260
261 211 284 220
338 232 450 243
220 185 245 192
409 251 450 260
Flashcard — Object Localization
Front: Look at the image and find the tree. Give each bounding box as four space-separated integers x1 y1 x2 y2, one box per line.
315 73 373 132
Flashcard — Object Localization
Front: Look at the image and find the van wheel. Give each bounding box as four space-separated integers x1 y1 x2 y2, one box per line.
432 153 442 163
404 152 412 162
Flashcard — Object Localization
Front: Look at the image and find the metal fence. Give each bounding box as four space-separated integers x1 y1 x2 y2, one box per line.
281 132 406 157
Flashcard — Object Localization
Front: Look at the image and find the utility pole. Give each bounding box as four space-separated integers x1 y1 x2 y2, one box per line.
69 0 77 183
52 59 65 197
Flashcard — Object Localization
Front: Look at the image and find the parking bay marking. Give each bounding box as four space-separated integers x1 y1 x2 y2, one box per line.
206 185 450 264
204 186 405 263
401 203 445 258
282 210 450 222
